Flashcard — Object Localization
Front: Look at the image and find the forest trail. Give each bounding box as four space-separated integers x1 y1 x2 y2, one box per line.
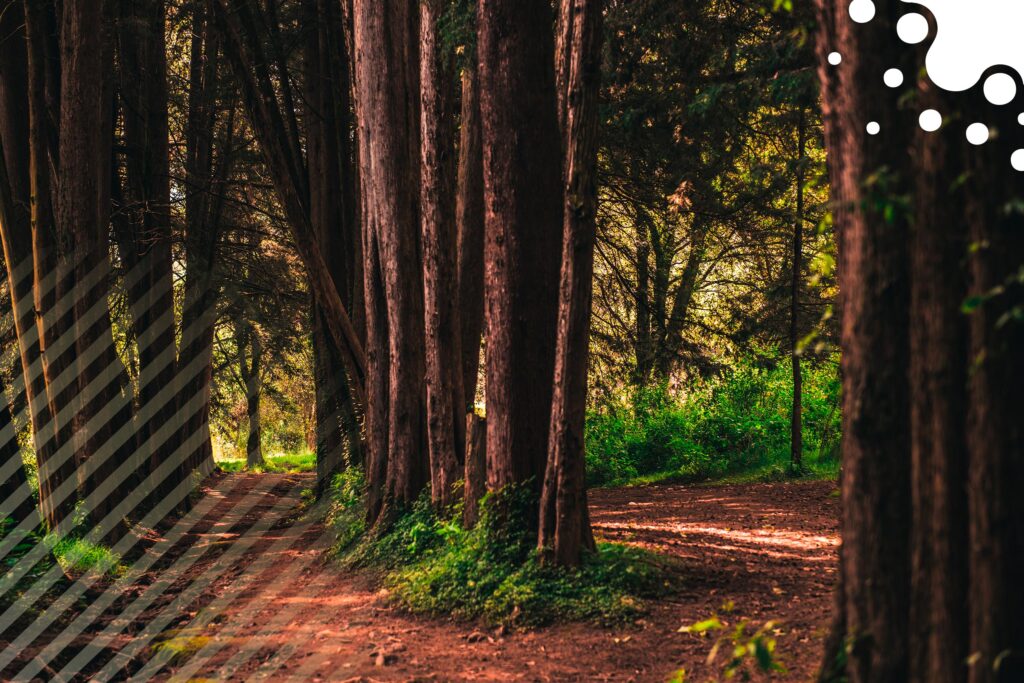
133 475 838 682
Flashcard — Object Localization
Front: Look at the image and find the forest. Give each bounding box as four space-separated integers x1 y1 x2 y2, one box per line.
0 0 1020 680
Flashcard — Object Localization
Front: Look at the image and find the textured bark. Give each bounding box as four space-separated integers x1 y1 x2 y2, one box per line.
906 82 969 683
352 0 426 521
456 61 485 411
478 0 564 494
59 0 135 531
420 0 464 510
814 2 913 681
961 98 1024 683
539 0 601 566
21 0 77 531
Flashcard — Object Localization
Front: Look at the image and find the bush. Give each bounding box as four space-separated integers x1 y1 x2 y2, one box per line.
585 354 841 486
328 481 675 627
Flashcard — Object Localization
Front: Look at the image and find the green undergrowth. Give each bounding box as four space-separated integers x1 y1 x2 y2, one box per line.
216 450 316 474
323 470 676 628
586 354 841 488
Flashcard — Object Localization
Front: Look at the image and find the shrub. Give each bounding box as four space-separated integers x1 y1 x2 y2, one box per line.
585 354 841 486
329 482 676 627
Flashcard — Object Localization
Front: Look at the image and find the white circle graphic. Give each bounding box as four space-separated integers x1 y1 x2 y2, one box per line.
983 73 1016 105
828 51 842 66
849 0 876 24
884 68 904 88
1012 149 1024 171
1018 113 1024 125
919 109 942 132
897 13 929 44
966 123 990 145
866 121 881 135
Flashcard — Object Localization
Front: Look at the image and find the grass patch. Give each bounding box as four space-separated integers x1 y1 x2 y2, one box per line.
49 535 126 578
216 450 316 474
327 473 676 628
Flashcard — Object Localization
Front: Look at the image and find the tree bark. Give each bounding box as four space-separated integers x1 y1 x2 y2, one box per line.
961 98 1024 683
456 60 485 411
906 81 969 683
420 0 464 510
478 0 564 496
352 0 426 521
59 0 135 532
539 0 601 566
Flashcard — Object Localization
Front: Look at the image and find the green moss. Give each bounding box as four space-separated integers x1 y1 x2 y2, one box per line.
329 481 676 627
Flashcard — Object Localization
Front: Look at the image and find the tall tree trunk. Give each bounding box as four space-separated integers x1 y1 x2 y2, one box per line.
456 59 485 411
352 0 426 523
790 107 806 472
814 2 913 681
420 0 464 510
59 0 135 532
22 0 78 531
115 0 176 487
906 81 969 683
478 0 564 497
539 0 601 566
962 99 1024 683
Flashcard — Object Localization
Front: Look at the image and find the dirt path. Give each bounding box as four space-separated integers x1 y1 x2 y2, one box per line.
106 474 838 682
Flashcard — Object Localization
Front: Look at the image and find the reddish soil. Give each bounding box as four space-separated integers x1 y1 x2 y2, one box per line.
143 475 840 682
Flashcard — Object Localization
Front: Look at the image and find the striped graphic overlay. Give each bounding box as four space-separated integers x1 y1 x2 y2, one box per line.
0 248 349 680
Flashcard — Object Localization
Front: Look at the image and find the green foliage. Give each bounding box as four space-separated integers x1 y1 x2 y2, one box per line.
680 604 788 680
329 483 675 627
585 354 841 487
216 450 316 474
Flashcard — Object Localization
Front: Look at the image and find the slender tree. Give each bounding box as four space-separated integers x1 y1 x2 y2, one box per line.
420 0 465 510
539 0 602 566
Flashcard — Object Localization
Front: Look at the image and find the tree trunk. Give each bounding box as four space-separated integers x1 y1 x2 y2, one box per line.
539 0 601 566
21 0 78 532
456 59 485 409
463 412 486 527
304 0 362 494
906 81 969 683
352 0 427 523
961 99 1024 683
0 1 54 526
239 324 265 470
59 0 135 532
420 0 464 510
814 2 914 681
115 0 176 486
478 0 564 497
790 107 805 472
